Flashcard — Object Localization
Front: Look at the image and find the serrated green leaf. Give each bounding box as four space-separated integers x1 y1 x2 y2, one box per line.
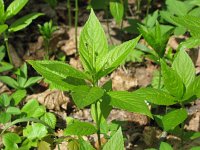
161 61 184 98
160 142 173 150
98 36 140 78
0 112 11 123
134 88 177 106
172 49 195 89
79 9 108 73
71 85 104 109
0 24 7 35
6 107 21 115
103 127 124 150
28 60 88 91
0 76 18 89
108 91 152 118
40 112 56 129
3 133 21 149
162 108 187 131
11 90 26 106
23 123 48 140
64 121 97 136
5 0 28 20
109 0 124 24
9 13 43 32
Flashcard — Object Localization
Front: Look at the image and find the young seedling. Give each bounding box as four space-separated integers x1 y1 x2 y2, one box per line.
0 0 43 64
38 20 58 59
0 63 42 91
28 9 152 149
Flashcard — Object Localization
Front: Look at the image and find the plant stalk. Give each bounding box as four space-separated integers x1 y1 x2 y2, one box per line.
95 102 101 149
3 32 13 64
75 0 78 51
67 0 72 28
44 39 50 60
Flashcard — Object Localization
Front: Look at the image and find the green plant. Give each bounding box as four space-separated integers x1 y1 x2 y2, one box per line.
28 9 152 149
38 20 58 59
130 48 200 148
0 90 26 124
0 0 43 64
0 63 42 90
1 98 57 149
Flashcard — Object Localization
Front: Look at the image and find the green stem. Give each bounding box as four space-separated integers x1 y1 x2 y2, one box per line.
158 58 161 89
67 0 72 28
75 0 78 51
44 39 50 60
3 32 13 64
95 102 101 149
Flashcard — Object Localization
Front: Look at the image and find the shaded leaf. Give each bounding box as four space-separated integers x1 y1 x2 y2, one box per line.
134 88 177 105
64 121 97 136
162 108 187 131
108 91 152 118
161 61 184 98
71 85 104 109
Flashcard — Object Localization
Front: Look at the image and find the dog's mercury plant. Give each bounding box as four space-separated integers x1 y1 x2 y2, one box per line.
28 9 151 149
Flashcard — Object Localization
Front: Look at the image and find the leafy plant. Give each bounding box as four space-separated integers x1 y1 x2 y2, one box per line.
0 63 42 90
130 49 200 148
1 98 56 149
0 0 43 64
28 9 152 149
38 20 58 59
0 90 26 124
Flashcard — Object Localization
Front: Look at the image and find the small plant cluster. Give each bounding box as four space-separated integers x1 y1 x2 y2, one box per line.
0 0 200 149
